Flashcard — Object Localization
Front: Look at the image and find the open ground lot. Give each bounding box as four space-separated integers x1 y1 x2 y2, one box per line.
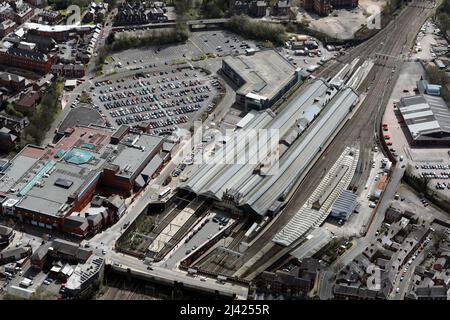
411 19 448 61
297 0 386 40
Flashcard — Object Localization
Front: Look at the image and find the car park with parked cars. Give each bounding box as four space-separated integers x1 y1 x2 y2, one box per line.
90 67 220 135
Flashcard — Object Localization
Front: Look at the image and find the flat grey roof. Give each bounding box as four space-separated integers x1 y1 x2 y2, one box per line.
112 134 163 179
15 162 98 217
331 190 358 215
57 106 104 135
0 155 38 193
223 50 296 100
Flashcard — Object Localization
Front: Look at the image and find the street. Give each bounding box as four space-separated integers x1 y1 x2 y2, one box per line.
318 163 407 299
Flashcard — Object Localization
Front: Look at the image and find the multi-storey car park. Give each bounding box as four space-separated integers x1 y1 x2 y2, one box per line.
221 50 302 110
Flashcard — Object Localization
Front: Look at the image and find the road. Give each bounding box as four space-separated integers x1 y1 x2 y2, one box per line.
82 67 236 280
42 9 116 146
236 2 432 280
107 251 249 299
390 242 428 300
318 163 407 299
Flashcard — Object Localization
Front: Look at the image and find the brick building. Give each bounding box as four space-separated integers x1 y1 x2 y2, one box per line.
14 90 41 114
0 46 56 74
51 63 86 78
302 0 358 15
0 18 16 37
0 71 25 92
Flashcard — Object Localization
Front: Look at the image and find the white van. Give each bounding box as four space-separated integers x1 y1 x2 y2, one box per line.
20 278 33 288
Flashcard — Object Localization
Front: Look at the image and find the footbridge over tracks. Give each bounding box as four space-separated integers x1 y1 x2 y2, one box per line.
187 18 230 31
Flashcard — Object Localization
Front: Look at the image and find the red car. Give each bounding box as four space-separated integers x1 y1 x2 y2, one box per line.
386 142 392 146
384 135 391 140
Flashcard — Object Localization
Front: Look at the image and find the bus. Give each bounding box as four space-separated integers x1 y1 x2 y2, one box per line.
158 187 171 199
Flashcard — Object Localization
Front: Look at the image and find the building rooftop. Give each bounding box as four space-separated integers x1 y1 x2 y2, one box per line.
1 46 49 62
0 71 23 84
24 22 96 33
111 134 163 179
65 255 104 291
0 125 116 219
0 150 40 193
16 91 40 109
398 94 450 141
330 189 358 219
50 238 92 262
182 79 358 216
223 50 296 100
57 107 104 136
15 161 99 218
0 19 16 30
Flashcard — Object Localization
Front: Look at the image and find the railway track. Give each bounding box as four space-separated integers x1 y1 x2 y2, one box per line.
235 3 432 280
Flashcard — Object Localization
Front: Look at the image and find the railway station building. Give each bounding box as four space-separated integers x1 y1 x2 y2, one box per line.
221 50 301 110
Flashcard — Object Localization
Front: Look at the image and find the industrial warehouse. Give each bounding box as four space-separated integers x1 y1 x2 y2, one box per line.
221 50 301 110
397 94 450 145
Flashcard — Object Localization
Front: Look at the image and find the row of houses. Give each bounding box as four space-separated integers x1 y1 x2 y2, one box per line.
0 0 34 25
231 0 295 17
114 1 168 26
333 209 432 299
302 0 358 16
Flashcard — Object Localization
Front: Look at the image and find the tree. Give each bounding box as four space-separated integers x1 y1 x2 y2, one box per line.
225 15 288 45
21 80 62 146
201 0 228 18
432 229 446 250
105 32 115 45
